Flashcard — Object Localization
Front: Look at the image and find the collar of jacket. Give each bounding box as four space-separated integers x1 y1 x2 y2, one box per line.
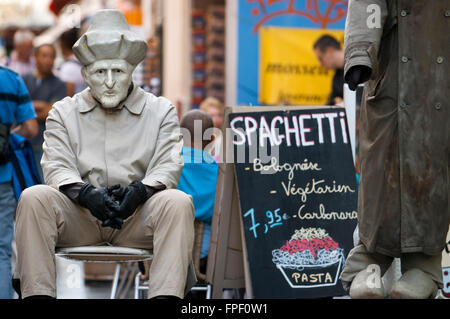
78 83 146 115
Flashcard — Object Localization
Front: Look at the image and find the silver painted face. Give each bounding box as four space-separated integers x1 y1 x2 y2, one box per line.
82 59 135 109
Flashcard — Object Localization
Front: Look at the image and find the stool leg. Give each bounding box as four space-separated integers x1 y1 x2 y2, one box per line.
206 285 212 299
116 264 132 298
134 273 140 299
110 263 121 299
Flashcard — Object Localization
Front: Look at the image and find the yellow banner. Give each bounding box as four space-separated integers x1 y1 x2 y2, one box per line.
259 27 344 106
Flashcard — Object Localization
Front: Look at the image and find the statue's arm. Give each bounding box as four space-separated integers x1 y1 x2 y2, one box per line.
41 106 83 189
141 105 184 190
344 0 388 83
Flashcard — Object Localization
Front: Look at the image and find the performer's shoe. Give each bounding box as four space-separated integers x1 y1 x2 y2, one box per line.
349 266 386 299
390 268 438 299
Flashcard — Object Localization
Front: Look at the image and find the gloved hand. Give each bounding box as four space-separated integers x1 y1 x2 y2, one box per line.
110 181 150 220
78 183 123 229
345 65 372 91
101 216 124 229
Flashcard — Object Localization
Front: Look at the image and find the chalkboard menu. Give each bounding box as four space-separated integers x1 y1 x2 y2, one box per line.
230 107 358 298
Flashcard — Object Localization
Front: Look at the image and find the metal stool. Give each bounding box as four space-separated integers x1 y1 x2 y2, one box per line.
56 244 153 299
134 220 211 299
134 261 211 299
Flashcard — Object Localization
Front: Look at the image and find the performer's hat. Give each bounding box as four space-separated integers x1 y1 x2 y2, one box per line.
73 9 147 66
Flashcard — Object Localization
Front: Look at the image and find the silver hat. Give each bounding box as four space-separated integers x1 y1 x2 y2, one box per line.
73 9 147 66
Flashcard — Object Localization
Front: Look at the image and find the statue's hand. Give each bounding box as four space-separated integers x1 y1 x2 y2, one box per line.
345 65 372 91
110 181 149 221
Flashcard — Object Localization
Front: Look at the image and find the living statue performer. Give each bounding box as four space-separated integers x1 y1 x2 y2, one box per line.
13 9 196 299
340 0 449 298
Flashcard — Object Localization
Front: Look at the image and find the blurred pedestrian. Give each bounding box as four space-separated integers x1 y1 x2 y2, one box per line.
22 44 67 180
200 97 224 129
179 109 219 276
58 28 85 97
313 35 345 106
6 30 35 76
199 97 224 162
0 65 37 298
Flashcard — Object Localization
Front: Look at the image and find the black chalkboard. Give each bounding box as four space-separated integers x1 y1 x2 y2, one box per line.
230 107 358 298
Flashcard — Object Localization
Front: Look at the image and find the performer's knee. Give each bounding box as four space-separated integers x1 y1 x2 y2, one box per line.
159 189 194 221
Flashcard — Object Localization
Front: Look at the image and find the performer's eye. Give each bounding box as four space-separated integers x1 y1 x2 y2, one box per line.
114 69 123 73
96 69 105 74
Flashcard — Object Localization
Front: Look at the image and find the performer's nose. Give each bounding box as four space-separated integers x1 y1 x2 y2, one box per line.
105 70 115 88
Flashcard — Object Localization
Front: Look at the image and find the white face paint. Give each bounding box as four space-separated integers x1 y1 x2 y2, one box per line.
82 59 135 109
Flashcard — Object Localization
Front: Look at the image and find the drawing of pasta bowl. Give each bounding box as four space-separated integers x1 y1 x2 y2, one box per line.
272 227 345 288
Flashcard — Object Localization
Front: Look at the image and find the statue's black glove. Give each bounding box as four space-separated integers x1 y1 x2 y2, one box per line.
345 65 372 91
110 181 150 220
78 183 122 228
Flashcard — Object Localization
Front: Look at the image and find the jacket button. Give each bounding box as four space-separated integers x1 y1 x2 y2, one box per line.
445 10 450 17
435 103 441 110
437 56 444 64
400 102 407 109
400 10 408 17
401 56 409 63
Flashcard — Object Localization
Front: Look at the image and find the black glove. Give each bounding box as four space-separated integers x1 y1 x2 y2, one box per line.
345 65 372 91
110 181 150 220
101 216 124 229
78 183 122 228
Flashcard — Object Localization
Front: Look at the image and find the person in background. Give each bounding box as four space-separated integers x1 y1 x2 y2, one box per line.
199 97 224 163
200 97 224 129
0 66 38 298
58 28 86 97
6 30 35 76
178 109 219 276
313 35 345 106
22 44 67 180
